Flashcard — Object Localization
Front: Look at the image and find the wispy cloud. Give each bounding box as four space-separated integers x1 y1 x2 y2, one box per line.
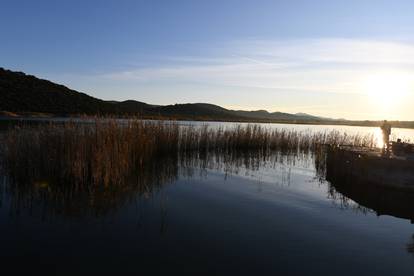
55 38 413 120
103 38 414 95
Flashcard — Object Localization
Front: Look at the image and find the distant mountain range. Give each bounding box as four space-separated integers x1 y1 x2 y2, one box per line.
0 67 326 121
1 67 413 128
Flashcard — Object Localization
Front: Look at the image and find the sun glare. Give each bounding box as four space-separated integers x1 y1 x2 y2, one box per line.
363 73 413 117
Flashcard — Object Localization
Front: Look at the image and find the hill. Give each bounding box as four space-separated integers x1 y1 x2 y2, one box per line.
1 68 109 115
0 68 154 115
2 67 413 128
0 67 323 121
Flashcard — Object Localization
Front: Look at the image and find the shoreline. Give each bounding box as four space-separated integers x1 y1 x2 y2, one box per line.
1 114 414 129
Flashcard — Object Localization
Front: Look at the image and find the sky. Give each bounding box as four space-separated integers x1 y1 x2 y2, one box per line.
1 0 414 120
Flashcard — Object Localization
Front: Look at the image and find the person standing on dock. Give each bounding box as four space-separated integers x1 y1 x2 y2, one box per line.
380 120 391 152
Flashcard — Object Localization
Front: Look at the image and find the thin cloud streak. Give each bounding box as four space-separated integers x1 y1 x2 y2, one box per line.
104 38 414 96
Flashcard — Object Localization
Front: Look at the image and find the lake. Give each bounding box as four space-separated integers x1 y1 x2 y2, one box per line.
1 119 414 275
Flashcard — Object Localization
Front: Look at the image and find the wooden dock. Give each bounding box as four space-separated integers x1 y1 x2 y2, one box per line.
326 144 414 191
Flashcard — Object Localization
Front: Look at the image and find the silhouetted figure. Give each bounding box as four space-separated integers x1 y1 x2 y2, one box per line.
380 120 391 153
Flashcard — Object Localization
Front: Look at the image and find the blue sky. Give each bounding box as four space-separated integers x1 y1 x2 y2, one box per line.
1 0 414 120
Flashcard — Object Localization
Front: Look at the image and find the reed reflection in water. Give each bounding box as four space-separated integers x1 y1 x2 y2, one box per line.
1 146 314 219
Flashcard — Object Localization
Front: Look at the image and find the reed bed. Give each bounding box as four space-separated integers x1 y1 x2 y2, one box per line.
0 119 378 218
0 119 376 188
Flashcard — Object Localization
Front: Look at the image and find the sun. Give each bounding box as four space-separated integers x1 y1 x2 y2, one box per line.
363 72 413 117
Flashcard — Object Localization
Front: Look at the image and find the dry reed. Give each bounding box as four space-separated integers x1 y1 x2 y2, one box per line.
0 119 376 188
0 119 378 218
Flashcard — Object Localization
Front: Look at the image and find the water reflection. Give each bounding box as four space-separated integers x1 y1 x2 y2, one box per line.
324 153 414 256
3 146 414 223
1 146 414 273
408 235 414 254
0 150 314 220
324 150 414 222
1 157 179 218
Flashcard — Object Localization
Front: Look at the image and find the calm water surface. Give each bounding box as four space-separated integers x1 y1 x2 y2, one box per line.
1 120 414 275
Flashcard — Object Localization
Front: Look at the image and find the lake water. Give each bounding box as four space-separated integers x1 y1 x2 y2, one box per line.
1 120 414 275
